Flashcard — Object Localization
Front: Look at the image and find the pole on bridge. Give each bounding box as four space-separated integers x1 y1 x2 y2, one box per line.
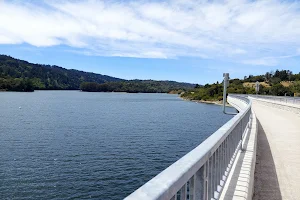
223 73 237 115
223 73 229 114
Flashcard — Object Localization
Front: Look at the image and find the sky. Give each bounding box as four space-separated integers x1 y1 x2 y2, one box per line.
0 0 300 84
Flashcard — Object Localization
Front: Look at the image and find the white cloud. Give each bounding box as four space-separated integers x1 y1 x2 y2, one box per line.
241 58 278 66
0 0 300 64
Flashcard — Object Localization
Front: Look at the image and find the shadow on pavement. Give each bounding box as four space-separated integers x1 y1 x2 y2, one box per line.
253 119 282 200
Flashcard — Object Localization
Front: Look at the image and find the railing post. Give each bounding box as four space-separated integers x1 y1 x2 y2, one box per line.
205 161 209 200
193 166 205 200
181 184 187 200
240 119 244 151
223 73 229 114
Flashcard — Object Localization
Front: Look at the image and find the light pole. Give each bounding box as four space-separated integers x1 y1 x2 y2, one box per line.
223 73 237 115
223 73 229 113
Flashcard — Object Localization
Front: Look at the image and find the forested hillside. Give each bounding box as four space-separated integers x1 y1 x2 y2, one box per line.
0 55 122 91
182 70 300 101
0 55 195 92
80 80 194 93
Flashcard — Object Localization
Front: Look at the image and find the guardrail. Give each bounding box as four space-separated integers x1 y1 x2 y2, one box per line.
249 95 300 105
125 95 252 200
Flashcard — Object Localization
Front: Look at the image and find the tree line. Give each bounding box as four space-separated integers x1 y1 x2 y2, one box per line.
182 70 300 101
80 80 194 93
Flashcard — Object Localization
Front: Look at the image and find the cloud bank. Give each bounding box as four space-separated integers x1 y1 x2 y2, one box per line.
1 0 300 65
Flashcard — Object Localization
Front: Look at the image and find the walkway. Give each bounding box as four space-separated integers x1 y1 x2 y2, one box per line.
252 100 300 200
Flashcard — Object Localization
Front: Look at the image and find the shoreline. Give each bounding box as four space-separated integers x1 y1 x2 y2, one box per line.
181 97 232 107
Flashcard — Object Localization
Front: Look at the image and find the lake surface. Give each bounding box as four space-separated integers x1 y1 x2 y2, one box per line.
0 91 235 200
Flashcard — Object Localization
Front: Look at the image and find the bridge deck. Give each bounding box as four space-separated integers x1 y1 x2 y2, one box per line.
252 101 300 200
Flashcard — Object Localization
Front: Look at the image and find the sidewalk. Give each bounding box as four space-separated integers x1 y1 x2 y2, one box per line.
252 101 300 200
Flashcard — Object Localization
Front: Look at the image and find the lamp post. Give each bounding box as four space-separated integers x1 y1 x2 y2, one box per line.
223 73 229 114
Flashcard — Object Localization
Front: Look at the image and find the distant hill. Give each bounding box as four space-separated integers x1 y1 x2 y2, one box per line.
182 70 300 101
0 55 195 92
80 80 195 93
0 55 123 91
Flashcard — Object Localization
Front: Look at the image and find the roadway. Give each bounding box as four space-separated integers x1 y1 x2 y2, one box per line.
252 100 300 200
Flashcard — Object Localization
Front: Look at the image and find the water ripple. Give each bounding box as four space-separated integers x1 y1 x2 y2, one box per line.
0 91 234 200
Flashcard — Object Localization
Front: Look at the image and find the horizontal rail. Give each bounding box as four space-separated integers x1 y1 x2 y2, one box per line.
248 94 300 105
125 95 252 200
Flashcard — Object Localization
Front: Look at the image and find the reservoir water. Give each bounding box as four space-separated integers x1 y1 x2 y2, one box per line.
0 91 235 200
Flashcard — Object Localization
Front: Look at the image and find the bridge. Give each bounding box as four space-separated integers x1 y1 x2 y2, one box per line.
124 94 300 200
251 96 300 200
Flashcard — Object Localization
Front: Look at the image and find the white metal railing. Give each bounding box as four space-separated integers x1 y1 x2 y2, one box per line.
125 95 252 200
249 94 300 105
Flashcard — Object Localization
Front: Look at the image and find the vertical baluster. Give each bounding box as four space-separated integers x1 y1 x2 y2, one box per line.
223 141 226 182
233 127 237 155
237 124 240 147
192 166 205 200
187 181 190 200
227 135 230 168
236 125 238 147
232 127 236 153
231 128 236 159
219 144 222 185
230 132 234 163
177 190 181 200
207 157 212 200
216 147 220 188
236 121 239 151
240 119 244 147
180 184 187 200
205 162 209 200
220 144 224 184
216 147 221 194
238 123 240 147
210 154 215 199
227 136 230 170
232 130 235 161
204 162 209 200
213 151 217 198
189 176 194 200
218 148 221 190
220 144 225 183
229 133 232 165
225 137 229 173
243 117 246 135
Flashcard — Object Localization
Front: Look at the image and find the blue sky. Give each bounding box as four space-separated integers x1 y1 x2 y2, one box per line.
1 0 300 84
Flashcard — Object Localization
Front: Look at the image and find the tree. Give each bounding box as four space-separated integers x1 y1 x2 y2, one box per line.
273 70 290 81
194 84 201 88
290 81 300 94
270 83 292 96
265 72 271 82
269 77 281 85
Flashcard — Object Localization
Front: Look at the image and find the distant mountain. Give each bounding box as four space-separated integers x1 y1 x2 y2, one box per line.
0 55 195 92
0 55 123 91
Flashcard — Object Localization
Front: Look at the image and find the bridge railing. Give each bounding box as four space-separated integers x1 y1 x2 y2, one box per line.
125 95 252 200
249 94 300 105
